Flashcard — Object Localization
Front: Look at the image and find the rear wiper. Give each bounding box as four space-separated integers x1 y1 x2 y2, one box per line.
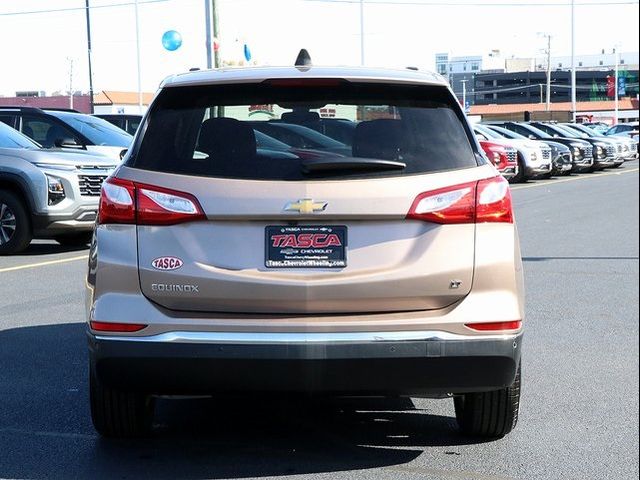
302 157 406 173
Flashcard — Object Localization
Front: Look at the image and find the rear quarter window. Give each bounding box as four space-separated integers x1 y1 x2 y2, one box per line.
129 81 479 181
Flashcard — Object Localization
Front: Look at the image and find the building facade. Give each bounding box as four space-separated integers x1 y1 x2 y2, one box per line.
472 69 639 105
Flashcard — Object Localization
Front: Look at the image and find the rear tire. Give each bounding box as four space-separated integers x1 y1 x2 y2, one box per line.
454 363 521 438
0 190 32 255
55 231 93 247
90 364 155 438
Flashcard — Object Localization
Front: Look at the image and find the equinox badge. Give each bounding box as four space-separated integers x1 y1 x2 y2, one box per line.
284 199 328 214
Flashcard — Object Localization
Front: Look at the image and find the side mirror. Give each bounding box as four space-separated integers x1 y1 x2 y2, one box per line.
528 134 536 140
119 149 128 160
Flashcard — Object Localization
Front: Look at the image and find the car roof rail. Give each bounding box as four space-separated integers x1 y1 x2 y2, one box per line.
43 107 81 113
0 105 46 113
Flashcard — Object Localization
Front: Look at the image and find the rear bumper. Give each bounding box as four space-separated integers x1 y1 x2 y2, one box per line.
88 330 523 396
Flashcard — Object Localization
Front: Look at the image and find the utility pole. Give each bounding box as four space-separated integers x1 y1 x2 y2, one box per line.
539 83 543 104
359 0 365 66
461 79 467 111
67 58 74 110
134 0 143 114
205 0 213 69
85 0 95 114
212 0 221 68
570 0 577 121
545 34 551 112
614 47 619 125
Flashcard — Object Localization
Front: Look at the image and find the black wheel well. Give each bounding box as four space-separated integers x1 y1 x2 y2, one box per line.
0 177 35 219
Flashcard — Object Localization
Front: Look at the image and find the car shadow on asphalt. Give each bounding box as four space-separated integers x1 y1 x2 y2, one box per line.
0 322 492 480
16 241 89 256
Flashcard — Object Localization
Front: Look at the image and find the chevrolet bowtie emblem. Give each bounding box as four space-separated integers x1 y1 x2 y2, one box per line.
284 199 328 214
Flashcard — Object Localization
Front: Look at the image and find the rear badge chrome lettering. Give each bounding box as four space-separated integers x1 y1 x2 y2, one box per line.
151 283 199 293
151 256 184 271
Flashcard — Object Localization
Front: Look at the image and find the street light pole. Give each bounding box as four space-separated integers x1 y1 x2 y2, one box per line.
84 0 95 114
545 34 551 112
134 0 143 114
614 48 619 125
212 0 220 68
461 79 467 111
571 0 577 121
205 0 213 69
359 0 365 66
539 83 543 104
67 58 74 110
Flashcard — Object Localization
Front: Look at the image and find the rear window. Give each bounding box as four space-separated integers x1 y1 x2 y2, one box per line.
129 81 478 181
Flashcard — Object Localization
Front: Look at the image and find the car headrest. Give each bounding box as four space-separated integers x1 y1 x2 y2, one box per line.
281 110 321 124
22 125 34 139
352 119 404 160
198 118 256 159
45 125 69 147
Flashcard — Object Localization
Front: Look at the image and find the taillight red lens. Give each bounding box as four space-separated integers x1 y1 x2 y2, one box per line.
90 321 147 332
406 181 477 224
406 176 513 224
99 177 136 224
99 178 206 226
465 320 522 331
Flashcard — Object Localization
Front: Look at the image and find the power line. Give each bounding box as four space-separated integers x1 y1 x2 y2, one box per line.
0 0 171 17
301 0 639 5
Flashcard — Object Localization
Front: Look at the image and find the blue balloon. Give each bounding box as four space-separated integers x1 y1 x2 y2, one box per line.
243 44 251 62
162 30 182 51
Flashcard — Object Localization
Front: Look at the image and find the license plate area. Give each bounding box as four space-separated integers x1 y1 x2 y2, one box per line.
265 225 347 268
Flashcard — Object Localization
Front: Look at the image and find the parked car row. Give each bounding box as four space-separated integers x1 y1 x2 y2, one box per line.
1 99 637 255
472 120 637 183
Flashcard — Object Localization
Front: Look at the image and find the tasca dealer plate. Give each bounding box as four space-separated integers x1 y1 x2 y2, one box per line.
265 225 347 268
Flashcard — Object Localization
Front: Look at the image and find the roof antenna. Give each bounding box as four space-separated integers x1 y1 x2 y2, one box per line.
295 49 312 67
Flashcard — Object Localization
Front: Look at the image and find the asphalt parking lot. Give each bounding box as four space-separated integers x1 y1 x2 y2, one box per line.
1 165 638 480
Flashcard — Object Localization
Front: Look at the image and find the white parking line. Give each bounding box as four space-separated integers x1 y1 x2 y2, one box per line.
0 255 88 274
511 167 639 190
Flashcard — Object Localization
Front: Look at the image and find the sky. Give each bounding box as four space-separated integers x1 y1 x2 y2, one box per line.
0 0 638 96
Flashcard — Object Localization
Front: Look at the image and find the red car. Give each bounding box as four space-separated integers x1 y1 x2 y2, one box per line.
479 140 519 181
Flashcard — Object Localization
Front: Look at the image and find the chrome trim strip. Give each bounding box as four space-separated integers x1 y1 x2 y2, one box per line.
95 330 520 344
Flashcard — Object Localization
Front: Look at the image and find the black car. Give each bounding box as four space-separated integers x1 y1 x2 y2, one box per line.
529 122 615 170
0 107 132 160
485 121 595 173
93 113 143 136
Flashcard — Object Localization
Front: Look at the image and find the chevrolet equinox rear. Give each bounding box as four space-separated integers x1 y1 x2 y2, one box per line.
86 64 524 439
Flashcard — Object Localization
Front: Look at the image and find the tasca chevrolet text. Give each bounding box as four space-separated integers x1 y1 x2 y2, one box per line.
86 59 525 439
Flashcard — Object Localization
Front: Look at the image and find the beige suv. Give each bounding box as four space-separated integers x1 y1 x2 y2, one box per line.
86 61 524 438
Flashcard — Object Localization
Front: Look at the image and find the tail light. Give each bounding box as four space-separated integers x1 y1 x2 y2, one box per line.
465 320 522 331
407 176 513 224
90 321 147 332
99 177 205 225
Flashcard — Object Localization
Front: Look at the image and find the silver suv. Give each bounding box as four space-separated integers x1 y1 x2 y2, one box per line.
0 122 116 254
87 61 525 439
